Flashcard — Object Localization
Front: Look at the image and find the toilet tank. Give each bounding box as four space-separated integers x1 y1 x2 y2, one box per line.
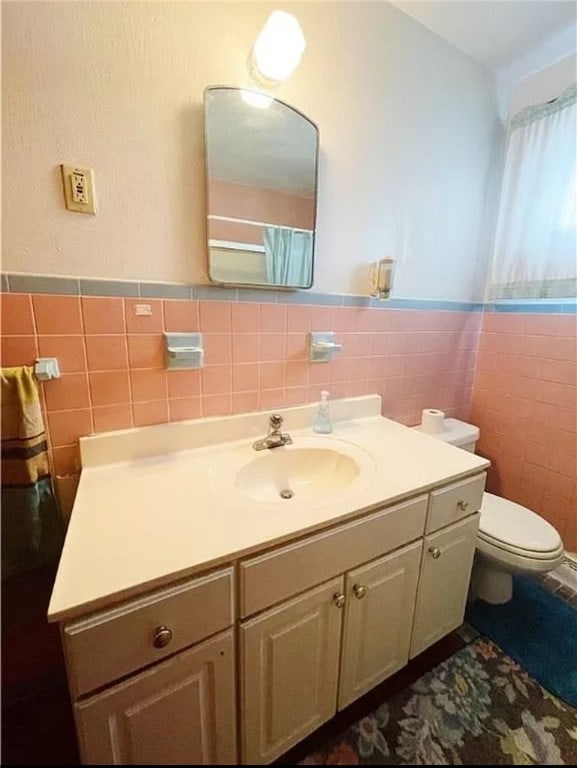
412 418 479 453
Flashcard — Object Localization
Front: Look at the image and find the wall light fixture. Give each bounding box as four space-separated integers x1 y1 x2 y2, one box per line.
249 10 306 88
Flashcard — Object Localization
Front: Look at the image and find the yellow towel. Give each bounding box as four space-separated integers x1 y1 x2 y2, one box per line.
1 366 63 579
1 366 50 486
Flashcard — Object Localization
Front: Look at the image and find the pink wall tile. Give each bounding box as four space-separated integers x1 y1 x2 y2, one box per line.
199 301 231 333
205 333 232 365
202 393 230 417
93 404 133 433
130 369 167 402
47 409 93 447
331 306 353 332
260 389 284 410
2 294 35 334
167 370 201 399
89 370 130 406
125 299 163 334
309 306 333 331
232 363 259 392
169 397 202 422
127 334 164 369
201 364 231 395
44 373 90 411
261 333 286 362
284 386 307 406
232 303 259 333
232 333 259 364
133 400 169 427
287 305 310 332
2 335 38 366
38 335 86 372
52 445 81 476
232 391 259 414
260 304 287 333
471 311 577 551
33 295 82 335
260 362 285 390
163 299 199 332
285 361 309 388
85 335 128 371
286 333 308 361
82 297 125 334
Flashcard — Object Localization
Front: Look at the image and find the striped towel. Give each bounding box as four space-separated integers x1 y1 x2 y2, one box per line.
1 366 63 579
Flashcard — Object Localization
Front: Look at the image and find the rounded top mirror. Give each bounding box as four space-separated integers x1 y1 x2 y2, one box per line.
204 86 319 290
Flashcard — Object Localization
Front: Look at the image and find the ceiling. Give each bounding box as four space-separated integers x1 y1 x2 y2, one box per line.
389 1 577 69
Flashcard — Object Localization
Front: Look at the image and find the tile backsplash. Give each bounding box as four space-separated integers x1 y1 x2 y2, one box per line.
1 290 480 478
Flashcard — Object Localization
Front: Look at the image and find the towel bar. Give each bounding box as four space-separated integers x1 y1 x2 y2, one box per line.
35 358 61 381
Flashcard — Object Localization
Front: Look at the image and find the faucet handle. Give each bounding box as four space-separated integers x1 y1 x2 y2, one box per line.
269 413 283 429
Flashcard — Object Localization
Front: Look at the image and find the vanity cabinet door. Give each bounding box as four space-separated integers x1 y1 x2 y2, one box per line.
75 630 236 765
410 514 478 659
240 578 344 765
338 541 422 710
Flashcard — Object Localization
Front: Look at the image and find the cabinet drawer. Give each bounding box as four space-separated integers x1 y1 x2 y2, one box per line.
64 567 234 697
240 496 427 618
426 473 485 533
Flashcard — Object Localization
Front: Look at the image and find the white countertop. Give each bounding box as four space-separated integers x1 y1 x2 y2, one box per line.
48 398 489 622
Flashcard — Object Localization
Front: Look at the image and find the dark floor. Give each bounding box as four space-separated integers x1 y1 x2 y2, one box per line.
3 561 576 766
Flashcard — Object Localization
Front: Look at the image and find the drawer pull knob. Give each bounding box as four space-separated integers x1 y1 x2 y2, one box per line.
153 625 173 649
457 499 469 511
333 592 346 608
429 547 441 559
353 584 366 599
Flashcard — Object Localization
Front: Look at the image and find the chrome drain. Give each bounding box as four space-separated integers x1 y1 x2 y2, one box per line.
280 489 294 500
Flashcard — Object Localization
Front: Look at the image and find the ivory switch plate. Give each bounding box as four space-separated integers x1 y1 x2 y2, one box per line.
61 165 97 214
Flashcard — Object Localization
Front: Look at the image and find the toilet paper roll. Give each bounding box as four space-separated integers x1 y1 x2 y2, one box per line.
420 408 445 434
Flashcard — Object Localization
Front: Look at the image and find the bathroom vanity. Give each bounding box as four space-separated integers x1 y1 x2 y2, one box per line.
48 396 488 765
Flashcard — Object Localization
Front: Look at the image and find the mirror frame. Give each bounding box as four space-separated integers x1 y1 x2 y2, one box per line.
203 85 319 291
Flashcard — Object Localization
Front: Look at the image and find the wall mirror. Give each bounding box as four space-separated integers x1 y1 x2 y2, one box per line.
204 86 318 289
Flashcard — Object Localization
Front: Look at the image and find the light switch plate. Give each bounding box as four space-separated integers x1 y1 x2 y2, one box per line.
61 165 97 214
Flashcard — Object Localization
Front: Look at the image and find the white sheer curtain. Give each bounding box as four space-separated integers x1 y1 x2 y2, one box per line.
490 84 577 299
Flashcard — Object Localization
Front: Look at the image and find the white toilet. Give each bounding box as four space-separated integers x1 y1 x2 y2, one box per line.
414 418 565 605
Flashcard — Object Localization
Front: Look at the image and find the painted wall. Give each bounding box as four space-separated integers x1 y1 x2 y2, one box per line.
2 1 500 300
471 312 576 552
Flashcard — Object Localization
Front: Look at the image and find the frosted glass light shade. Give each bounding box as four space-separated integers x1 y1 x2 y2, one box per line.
252 11 306 83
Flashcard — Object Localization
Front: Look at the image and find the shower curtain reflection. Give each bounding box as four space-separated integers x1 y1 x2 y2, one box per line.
264 226 313 287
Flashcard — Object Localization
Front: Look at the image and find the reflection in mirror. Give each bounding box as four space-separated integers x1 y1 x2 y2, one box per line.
204 87 318 289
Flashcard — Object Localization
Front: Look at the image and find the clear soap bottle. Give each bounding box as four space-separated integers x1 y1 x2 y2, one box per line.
313 390 333 434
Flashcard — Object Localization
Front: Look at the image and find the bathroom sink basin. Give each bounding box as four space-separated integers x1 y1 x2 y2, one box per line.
235 446 361 502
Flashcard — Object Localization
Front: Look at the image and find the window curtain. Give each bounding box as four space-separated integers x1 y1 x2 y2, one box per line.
489 83 577 299
264 226 313 286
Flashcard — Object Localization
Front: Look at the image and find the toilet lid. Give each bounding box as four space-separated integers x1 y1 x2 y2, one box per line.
479 492 562 553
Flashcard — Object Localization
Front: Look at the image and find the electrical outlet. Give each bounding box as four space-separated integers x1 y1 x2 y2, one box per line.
61 165 97 214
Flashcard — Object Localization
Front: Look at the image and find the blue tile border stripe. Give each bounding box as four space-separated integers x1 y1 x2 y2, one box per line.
1 273 575 313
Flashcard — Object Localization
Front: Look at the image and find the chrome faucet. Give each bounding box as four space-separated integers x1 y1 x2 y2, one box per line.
253 413 293 451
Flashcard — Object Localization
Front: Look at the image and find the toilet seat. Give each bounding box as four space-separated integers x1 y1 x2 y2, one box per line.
478 492 563 559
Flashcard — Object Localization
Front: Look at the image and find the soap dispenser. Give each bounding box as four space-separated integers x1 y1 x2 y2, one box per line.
313 390 333 434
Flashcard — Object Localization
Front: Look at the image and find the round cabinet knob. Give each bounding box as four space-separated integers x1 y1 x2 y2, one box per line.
333 592 346 609
353 584 366 600
153 625 173 649
429 547 441 560
457 499 469 511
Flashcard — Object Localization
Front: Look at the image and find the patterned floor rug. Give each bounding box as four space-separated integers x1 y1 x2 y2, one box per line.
301 638 577 765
